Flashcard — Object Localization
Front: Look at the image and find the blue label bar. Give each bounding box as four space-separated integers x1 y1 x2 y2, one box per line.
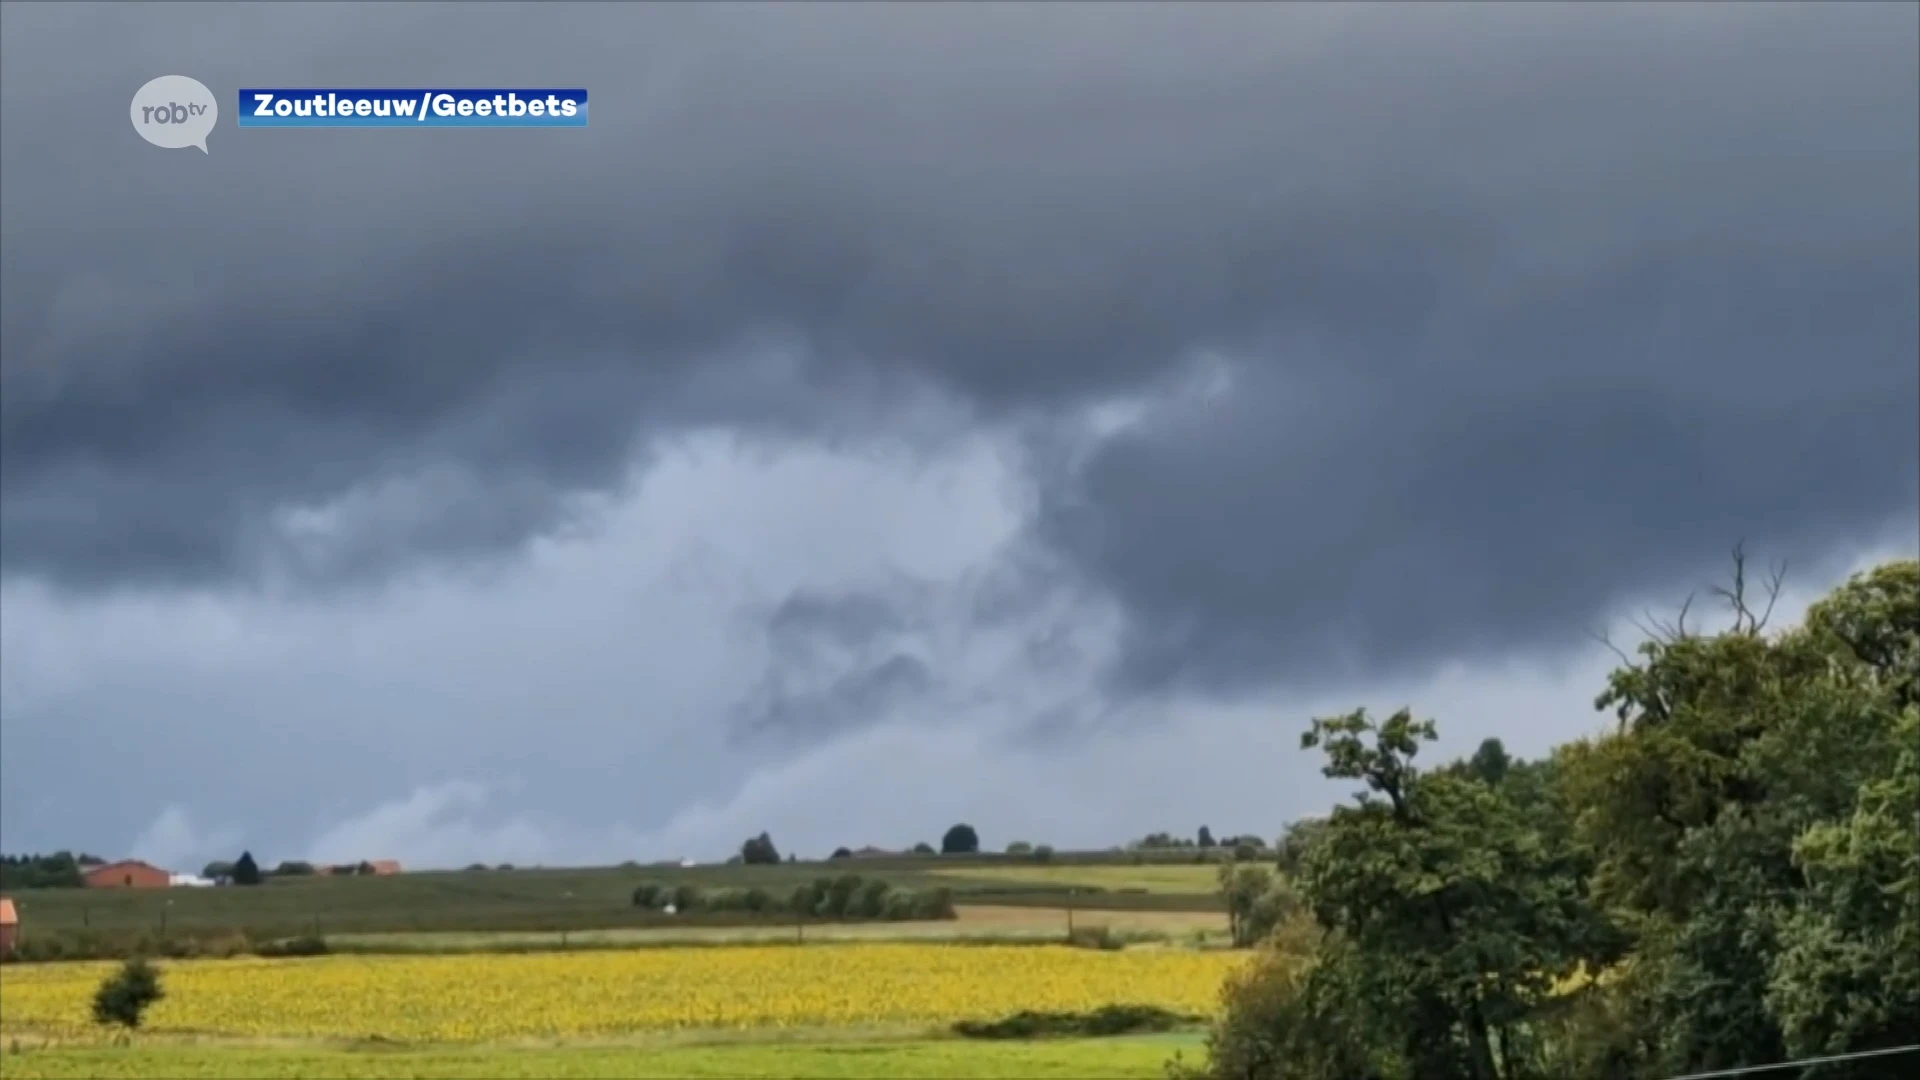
236 89 587 128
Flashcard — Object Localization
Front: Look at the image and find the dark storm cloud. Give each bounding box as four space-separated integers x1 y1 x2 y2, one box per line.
2 4 1914 689
735 652 937 744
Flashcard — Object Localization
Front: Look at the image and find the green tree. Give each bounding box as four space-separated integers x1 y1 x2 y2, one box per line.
1004 840 1033 855
230 851 262 886
1296 708 1621 1079
941 823 979 855
740 832 780 865
1468 738 1511 786
1765 703 1920 1064
1198 825 1216 848
1560 554 1913 1073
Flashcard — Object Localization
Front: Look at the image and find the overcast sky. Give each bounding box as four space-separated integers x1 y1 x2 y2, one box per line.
2 2 1915 871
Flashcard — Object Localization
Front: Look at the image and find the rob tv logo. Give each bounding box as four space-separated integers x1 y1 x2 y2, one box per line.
130 75 219 153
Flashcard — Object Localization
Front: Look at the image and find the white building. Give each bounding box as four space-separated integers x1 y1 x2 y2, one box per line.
168 873 215 887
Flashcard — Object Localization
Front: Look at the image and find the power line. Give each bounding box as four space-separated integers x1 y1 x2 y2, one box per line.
1662 1044 1920 1080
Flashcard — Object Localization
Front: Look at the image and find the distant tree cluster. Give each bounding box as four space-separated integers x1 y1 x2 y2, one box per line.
0 852 100 890
739 832 781 865
631 874 956 921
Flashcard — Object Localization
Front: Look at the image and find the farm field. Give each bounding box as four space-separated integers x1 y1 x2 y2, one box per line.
926 864 1225 894
0 1033 1205 1079
0 944 1245 1042
324 905 1232 953
4 856 1226 946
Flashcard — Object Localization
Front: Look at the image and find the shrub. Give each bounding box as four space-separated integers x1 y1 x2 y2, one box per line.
630 883 663 908
954 1004 1194 1039
1232 842 1259 863
855 879 892 918
882 890 920 920
1067 925 1124 951
825 874 864 916
911 842 936 855
270 860 316 877
254 935 329 958
1032 844 1055 863
912 886 957 920
92 957 164 1029
830 846 853 860
1005 840 1033 855
670 883 703 912
788 882 822 916
742 887 774 913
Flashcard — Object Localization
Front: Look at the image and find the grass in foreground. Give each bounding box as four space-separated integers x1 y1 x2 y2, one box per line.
0 1035 1203 1079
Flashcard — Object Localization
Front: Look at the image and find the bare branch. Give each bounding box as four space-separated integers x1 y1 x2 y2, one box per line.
1754 558 1787 632
1589 626 1635 667
1711 540 1758 633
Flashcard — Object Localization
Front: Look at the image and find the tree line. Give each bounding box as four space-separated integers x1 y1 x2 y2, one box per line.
0 852 103 890
1184 555 1919 1080
631 874 957 921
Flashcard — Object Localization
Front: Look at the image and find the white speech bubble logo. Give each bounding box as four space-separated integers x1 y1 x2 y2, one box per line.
130 76 218 153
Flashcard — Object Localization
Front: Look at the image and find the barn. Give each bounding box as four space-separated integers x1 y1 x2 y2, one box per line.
0 896 18 952
82 859 172 889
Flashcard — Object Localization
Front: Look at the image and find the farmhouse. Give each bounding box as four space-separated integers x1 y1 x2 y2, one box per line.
82 859 172 889
0 896 18 952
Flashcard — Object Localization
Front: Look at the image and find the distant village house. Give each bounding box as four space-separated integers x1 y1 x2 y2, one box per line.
82 859 172 889
319 860 402 876
0 896 18 952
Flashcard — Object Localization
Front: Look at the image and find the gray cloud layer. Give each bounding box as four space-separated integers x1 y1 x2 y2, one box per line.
3 2 1916 714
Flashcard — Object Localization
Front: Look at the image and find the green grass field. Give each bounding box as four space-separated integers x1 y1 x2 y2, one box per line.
321 904 1230 953
927 864 1225 893
4 857 1225 948
0 1034 1206 1079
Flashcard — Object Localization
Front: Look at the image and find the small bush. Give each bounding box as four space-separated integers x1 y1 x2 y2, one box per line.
953 1004 1195 1040
1032 844 1055 863
912 887 957 920
1005 840 1034 855
92 957 164 1029
911 842 936 855
631 883 664 908
855 879 892 918
670 884 703 912
742 887 774 913
1233 842 1259 862
1067 925 1125 951
254 935 329 958
883 890 920 921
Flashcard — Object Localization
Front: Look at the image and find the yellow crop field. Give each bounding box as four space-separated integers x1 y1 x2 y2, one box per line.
0 944 1244 1044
